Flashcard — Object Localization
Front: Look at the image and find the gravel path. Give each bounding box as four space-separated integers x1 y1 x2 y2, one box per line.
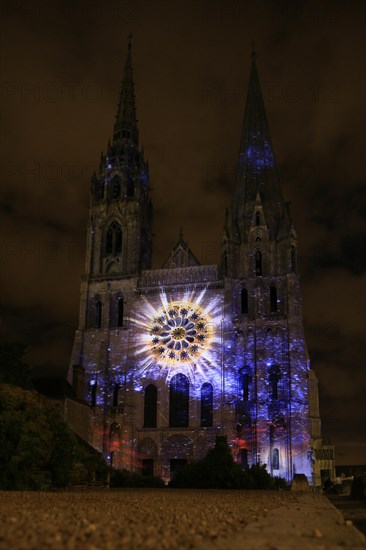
0 489 364 549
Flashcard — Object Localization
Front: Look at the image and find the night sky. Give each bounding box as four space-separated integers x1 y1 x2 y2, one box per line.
1 0 365 466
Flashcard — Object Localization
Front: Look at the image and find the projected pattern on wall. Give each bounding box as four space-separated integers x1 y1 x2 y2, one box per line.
68 41 330 487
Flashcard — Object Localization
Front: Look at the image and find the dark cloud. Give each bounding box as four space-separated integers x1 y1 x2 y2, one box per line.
0 0 365 464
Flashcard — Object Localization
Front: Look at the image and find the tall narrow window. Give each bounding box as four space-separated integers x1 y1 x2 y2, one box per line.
270 285 278 312
90 380 97 407
291 245 296 273
106 227 113 254
95 300 102 328
255 211 261 226
112 383 120 407
115 225 122 254
144 384 157 428
112 177 120 200
105 221 122 256
200 383 213 427
169 374 189 427
268 366 281 399
241 288 248 314
272 448 279 470
239 368 252 401
117 297 124 327
255 250 262 276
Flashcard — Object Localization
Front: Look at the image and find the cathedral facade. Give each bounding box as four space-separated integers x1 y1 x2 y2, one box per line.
69 41 330 486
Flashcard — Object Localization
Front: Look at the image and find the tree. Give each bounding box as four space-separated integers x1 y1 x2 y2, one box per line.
0 340 109 489
45 407 77 488
170 436 287 490
0 384 53 489
0 343 33 389
170 436 246 489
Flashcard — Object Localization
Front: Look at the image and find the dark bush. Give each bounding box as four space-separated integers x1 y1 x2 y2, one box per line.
0 384 53 490
110 468 165 488
0 383 109 490
169 436 287 490
46 407 77 488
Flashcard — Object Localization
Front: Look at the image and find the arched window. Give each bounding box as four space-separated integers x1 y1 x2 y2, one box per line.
112 177 121 200
291 245 296 273
112 383 120 407
106 226 113 255
200 383 213 427
255 250 262 276
268 365 281 400
90 380 97 407
95 300 102 328
169 374 189 427
270 285 277 312
117 297 124 327
272 448 279 470
241 288 248 314
115 225 122 253
105 221 122 256
239 368 252 401
255 211 261 226
144 384 158 428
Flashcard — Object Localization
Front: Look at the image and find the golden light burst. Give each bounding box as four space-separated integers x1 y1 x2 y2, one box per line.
148 300 214 365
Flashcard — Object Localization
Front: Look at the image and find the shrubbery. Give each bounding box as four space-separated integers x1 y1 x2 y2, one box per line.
169 436 287 490
0 383 107 490
110 468 165 488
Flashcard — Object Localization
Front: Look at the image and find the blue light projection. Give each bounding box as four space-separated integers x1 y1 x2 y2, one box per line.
79 286 313 483
240 133 275 172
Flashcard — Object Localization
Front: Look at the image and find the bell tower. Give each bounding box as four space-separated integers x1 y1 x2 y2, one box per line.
69 39 153 457
86 36 152 279
222 49 313 482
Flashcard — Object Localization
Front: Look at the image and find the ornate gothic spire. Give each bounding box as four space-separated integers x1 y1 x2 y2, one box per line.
233 49 285 235
113 34 138 145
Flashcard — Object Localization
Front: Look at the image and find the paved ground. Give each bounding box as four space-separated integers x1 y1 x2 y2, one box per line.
0 489 365 549
327 494 366 537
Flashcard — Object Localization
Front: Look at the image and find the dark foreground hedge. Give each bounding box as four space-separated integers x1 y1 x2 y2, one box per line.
110 468 165 488
169 436 287 490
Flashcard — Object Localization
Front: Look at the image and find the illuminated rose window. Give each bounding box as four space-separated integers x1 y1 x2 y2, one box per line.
149 301 213 364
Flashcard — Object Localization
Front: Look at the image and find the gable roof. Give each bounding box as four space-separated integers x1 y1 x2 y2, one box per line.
162 228 200 268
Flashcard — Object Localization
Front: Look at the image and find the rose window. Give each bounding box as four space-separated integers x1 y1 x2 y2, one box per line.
149 301 213 364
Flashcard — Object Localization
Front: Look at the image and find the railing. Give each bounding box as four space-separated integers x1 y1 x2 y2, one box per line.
138 265 221 289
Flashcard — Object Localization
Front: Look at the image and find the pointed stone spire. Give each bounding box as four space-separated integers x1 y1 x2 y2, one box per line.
233 48 285 235
113 34 138 145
